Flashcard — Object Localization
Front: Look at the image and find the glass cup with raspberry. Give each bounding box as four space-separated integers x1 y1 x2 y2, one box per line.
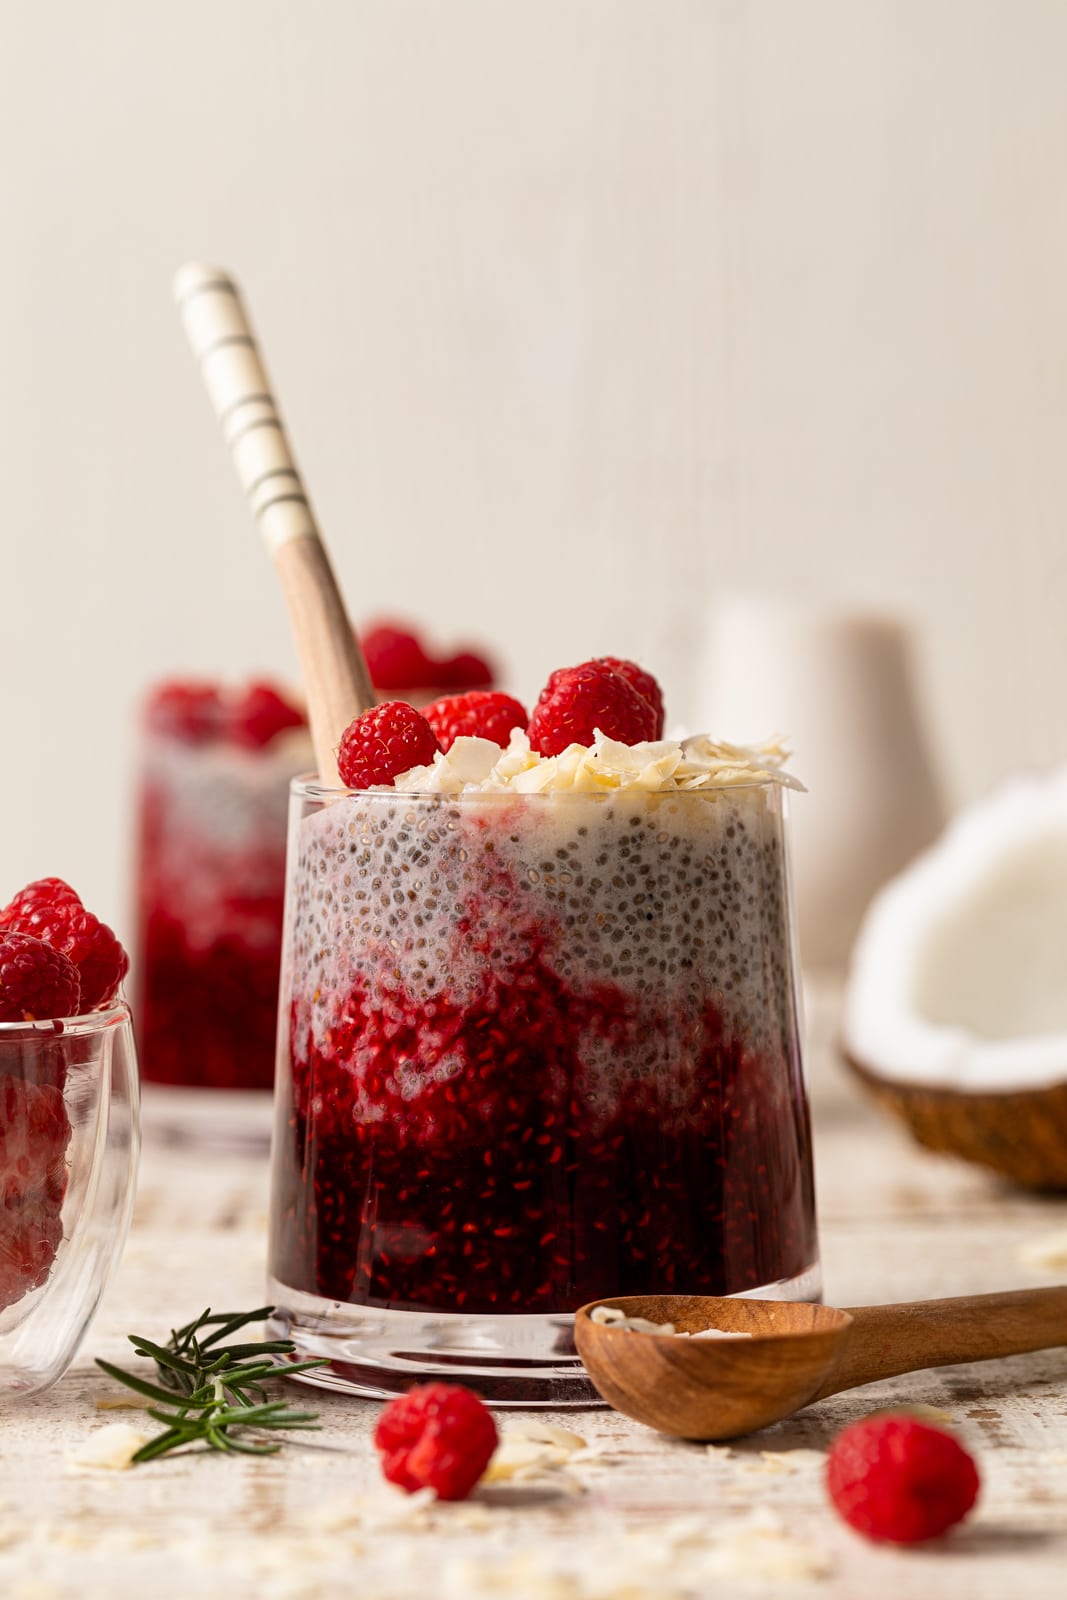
132 680 311 1129
268 664 819 1405
0 886 138 1397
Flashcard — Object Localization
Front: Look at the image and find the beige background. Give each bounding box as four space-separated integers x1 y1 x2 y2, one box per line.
2 0 1065 938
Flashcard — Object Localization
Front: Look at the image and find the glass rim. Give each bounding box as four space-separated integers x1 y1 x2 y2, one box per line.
0 999 132 1038
290 772 789 802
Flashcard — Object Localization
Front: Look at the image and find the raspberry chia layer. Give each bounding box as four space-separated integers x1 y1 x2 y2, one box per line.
135 729 310 1089
270 780 816 1314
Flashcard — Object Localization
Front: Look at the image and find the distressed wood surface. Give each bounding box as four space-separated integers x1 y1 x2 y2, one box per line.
1 984 1066 1598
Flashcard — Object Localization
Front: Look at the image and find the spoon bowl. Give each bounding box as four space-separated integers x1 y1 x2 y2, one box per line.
575 1286 1067 1440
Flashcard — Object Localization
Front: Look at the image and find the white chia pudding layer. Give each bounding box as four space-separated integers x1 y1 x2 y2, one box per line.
284 778 800 1134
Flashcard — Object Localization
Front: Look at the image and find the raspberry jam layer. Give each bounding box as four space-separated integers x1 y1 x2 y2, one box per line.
270 788 817 1313
135 730 308 1090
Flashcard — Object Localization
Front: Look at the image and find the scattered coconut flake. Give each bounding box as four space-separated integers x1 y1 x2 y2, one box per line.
66 1423 150 1471
702 1512 831 1581
759 1449 827 1471
1018 1230 1067 1271
355 1487 437 1528
705 1443 735 1460
589 1304 751 1338
506 1418 587 1453
482 1424 589 1490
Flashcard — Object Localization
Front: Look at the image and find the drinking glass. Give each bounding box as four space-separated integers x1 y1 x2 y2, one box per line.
132 688 311 1140
0 1004 139 1399
268 779 819 1405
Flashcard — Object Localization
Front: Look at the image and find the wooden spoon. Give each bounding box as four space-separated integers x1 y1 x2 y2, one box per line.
574 1288 1067 1439
173 263 373 786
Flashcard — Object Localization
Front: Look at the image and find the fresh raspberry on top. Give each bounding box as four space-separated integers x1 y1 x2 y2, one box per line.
337 703 441 789
528 659 659 756
144 681 222 743
0 879 128 1011
596 657 665 739
827 1413 980 1543
423 692 528 753
361 623 436 692
374 1383 498 1501
0 931 81 1022
231 681 306 749
435 650 495 689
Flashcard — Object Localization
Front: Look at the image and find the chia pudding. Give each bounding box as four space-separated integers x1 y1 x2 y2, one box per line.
269 733 818 1328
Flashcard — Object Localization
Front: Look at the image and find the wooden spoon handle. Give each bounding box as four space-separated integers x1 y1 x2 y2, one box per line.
173 262 373 786
815 1286 1067 1399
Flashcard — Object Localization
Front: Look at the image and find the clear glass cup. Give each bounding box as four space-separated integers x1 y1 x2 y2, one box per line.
0 1004 140 1399
132 687 311 1143
268 780 819 1406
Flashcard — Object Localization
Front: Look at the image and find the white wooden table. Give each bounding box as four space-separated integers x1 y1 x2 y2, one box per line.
2 986 1067 1599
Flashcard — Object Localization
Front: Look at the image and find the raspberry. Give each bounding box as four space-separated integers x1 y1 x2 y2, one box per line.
231 681 306 749
0 1077 70 1208
0 1201 65 1311
528 660 659 756
596 657 665 739
337 702 441 789
361 623 435 692
827 1413 980 1543
144 681 222 743
0 879 128 1011
423 692 528 753
436 650 495 689
0 1076 71 1311
0 932 81 1022
374 1383 498 1501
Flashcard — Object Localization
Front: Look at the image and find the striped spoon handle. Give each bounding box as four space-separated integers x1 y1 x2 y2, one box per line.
173 262 372 786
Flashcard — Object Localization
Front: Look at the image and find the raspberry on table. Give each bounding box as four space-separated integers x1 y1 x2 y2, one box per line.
0 879 128 1012
337 702 441 789
374 1383 499 1501
826 1412 980 1543
360 623 436 692
596 657 665 739
423 691 528 753
528 659 659 756
0 931 81 1022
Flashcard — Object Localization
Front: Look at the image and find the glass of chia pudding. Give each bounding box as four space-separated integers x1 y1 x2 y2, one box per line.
268 718 819 1405
133 680 311 1124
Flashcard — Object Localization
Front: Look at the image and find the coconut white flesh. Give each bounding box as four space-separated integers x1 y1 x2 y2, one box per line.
843 765 1067 1091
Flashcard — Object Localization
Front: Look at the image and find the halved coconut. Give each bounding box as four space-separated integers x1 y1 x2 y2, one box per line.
842 765 1067 1189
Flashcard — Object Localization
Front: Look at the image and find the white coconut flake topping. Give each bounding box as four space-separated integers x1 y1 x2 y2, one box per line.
391 729 802 797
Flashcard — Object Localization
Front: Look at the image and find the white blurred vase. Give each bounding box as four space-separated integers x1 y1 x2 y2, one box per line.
698 594 946 973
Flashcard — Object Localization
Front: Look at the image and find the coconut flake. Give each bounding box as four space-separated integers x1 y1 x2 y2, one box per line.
1018 1229 1067 1271
589 1304 752 1339
66 1423 150 1471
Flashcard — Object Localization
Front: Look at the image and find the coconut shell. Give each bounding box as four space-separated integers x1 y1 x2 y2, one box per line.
844 1052 1067 1192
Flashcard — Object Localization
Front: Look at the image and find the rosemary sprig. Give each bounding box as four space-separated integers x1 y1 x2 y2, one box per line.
96 1305 328 1462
